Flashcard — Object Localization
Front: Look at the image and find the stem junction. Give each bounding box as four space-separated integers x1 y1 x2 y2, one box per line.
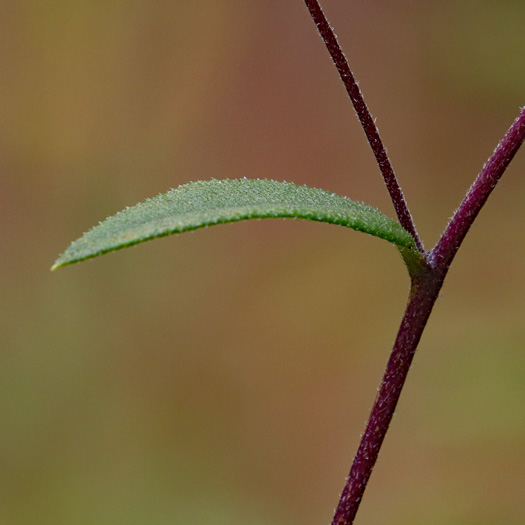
302 3 525 523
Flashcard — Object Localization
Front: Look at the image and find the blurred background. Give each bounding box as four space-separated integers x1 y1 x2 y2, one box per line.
1 1 525 523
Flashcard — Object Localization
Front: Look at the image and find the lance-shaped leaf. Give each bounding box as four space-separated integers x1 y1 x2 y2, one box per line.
52 178 418 270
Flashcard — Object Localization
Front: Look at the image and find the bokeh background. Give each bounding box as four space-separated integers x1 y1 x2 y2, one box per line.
2 1 525 523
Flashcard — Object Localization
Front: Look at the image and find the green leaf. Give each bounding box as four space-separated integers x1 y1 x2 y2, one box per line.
52 178 417 270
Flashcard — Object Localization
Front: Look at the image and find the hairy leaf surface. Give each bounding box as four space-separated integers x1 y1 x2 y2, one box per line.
52 178 417 269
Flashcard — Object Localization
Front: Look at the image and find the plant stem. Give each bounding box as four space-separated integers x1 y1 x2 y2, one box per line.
303 0 423 253
332 269 443 524
304 3 525 523
431 107 525 271
331 108 525 524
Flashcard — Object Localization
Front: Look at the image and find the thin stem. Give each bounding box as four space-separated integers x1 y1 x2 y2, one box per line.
303 0 423 253
303 3 525 523
431 107 525 270
331 106 525 525
332 270 443 524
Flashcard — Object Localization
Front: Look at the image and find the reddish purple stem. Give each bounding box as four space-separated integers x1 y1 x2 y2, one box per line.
332 269 442 524
303 0 423 253
303 2 525 524
333 108 525 524
432 108 525 271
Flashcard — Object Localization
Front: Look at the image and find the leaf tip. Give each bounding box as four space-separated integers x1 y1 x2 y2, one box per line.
51 255 74 271
50 257 68 271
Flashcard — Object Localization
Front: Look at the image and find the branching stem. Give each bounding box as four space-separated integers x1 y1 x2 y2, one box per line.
303 0 423 253
303 2 525 524
332 109 525 525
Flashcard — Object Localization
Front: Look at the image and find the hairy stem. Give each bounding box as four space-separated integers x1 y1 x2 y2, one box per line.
432 107 525 271
303 3 525 523
303 0 423 252
331 107 525 524
333 269 442 524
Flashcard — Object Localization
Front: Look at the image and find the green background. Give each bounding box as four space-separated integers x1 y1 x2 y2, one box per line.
1 1 524 523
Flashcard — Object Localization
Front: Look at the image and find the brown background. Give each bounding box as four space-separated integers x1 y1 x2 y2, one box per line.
1 1 525 523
